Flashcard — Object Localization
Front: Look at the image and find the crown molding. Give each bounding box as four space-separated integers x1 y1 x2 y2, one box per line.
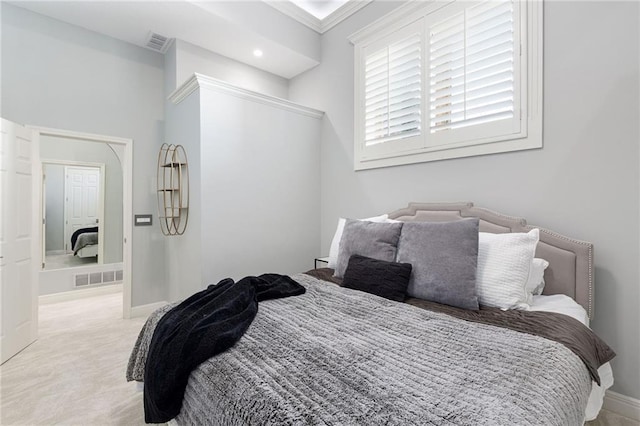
169 73 324 119
265 1 323 32
265 0 372 34
321 0 372 33
348 0 442 44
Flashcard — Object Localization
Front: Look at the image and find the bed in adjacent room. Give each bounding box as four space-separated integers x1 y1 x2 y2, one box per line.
127 202 614 425
70 226 98 258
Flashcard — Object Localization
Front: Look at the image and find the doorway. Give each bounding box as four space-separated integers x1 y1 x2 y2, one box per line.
42 162 105 270
33 126 133 318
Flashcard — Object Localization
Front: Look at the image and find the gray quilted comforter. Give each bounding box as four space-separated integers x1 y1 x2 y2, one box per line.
127 273 592 425
73 232 97 255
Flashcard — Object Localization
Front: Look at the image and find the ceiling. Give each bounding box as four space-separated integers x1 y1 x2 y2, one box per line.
9 0 369 80
290 0 351 20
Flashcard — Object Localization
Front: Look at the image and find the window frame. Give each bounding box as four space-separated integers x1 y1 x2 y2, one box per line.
350 0 542 171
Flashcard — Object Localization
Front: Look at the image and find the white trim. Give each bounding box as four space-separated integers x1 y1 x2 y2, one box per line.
28 126 131 146
29 126 134 320
321 1 372 33
39 283 122 305
30 125 41 349
265 1 322 32
130 301 169 319
169 73 324 119
603 390 640 421
348 0 437 44
264 0 372 34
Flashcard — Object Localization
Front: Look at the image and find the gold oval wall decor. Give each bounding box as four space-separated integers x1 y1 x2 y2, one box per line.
157 143 189 236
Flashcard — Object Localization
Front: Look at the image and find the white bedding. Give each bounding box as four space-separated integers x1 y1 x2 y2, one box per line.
530 294 613 421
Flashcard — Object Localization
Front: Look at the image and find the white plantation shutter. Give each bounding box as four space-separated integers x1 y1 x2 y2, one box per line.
429 0 519 136
365 34 421 146
351 0 538 170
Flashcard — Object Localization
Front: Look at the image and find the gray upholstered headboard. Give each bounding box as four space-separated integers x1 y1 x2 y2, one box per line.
388 202 594 318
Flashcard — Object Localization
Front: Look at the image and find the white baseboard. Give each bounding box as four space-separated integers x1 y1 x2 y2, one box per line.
604 390 640 421
130 301 168 318
39 283 122 305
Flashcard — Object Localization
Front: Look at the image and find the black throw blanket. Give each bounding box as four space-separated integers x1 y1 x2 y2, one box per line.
143 274 305 424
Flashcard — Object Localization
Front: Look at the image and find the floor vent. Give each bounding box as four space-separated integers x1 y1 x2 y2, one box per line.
74 269 124 288
145 32 171 53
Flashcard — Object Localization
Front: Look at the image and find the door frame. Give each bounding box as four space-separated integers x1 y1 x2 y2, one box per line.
42 160 105 264
30 126 133 319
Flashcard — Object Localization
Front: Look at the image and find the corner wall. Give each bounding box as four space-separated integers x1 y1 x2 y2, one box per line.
163 91 203 302
1 3 167 306
162 75 322 301
289 1 640 400
198 85 322 285
166 39 289 99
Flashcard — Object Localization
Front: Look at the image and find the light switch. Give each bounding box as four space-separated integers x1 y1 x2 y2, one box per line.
135 214 153 226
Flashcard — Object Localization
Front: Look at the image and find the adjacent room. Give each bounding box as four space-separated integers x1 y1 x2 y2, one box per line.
1 0 638 425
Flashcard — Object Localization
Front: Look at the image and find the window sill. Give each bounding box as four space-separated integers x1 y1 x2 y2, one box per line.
355 133 542 171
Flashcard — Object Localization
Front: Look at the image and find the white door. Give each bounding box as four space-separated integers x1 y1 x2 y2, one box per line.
0 118 38 364
64 166 100 252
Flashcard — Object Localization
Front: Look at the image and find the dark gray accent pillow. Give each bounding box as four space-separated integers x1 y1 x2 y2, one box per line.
342 254 412 302
396 218 479 310
334 219 403 278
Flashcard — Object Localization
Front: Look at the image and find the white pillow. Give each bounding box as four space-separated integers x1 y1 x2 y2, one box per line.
476 229 539 310
526 258 549 296
327 214 388 269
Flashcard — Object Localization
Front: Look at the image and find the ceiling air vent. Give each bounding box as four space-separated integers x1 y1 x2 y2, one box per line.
145 32 171 54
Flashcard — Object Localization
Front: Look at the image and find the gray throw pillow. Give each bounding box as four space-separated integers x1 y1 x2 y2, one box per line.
334 219 403 278
396 218 479 310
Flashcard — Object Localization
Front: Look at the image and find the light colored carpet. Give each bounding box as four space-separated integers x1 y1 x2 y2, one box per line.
0 292 636 425
44 252 97 270
0 292 149 425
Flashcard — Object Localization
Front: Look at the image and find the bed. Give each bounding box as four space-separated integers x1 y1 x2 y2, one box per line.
127 202 614 425
70 226 98 258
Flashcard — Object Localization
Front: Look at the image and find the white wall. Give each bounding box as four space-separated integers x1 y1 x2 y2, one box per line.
163 91 203 302
289 1 640 400
198 86 322 286
167 39 289 99
1 3 167 306
44 164 65 252
40 135 123 264
163 78 322 301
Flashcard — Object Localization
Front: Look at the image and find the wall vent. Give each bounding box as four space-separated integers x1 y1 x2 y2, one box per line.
75 274 89 287
74 269 124 288
145 32 171 54
103 271 115 283
89 272 102 285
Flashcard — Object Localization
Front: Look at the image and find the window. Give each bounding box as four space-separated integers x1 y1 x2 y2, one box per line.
361 20 424 159
365 31 421 146
350 0 542 170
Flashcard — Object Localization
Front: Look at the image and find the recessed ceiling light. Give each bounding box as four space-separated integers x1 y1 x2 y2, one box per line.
253 49 263 58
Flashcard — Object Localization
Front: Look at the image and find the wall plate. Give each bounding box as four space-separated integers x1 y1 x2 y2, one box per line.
134 214 153 226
